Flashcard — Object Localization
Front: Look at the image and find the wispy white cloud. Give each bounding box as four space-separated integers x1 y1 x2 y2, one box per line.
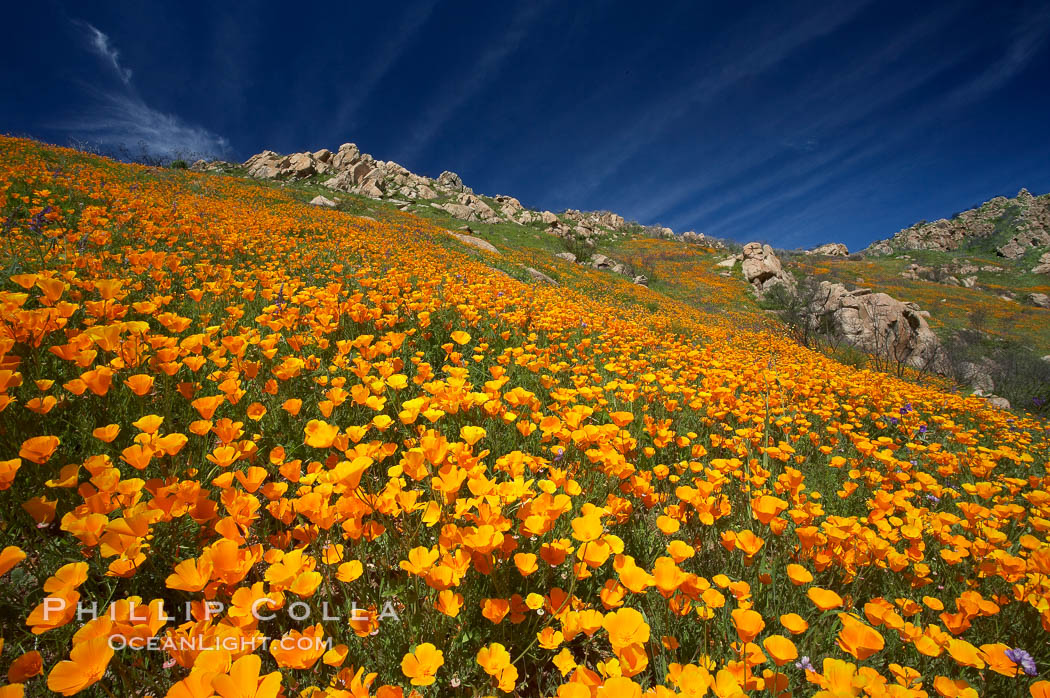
63 88 231 160
940 5 1050 109
74 20 132 85
543 0 874 205
392 1 551 166
62 20 230 160
658 4 1050 242
621 4 967 224
328 0 440 138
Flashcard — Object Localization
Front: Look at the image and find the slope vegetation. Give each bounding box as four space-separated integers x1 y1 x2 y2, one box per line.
0 137 1048 697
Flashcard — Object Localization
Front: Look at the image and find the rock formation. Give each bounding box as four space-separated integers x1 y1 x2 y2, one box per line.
864 188 1050 257
807 242 849 256
807 282 944 371
741 242 795 297
239 144 639 238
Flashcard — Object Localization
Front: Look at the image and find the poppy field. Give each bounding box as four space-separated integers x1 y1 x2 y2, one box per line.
1 136 1049 697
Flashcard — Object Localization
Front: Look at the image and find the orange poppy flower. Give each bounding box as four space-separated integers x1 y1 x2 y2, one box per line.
401 643 444 686
780 613 809 635
786 563 813 585
808 587 843 610
514 552 539 576
124 373 154 395
46 637 113 695
19 435 59 464
304 419 340 448
91 424 120 442
763 635 798 666
603 607 651 650
211 654 282 698
0 546 26 577
731 608 765 643
836 614 884 660
7 650 42 682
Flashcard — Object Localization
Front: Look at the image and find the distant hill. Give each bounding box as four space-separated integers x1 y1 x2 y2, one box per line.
864 188 1050 260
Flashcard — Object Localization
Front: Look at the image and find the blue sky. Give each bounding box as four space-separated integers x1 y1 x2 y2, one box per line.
3 1 1049 250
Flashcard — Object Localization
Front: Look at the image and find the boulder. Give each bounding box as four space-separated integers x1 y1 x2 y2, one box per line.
596 212 625 230
554 252 577 263
244 150 285 179
715 256 738 268
451 233 499 254
632 275 649 286
437 171 470 193
540 211 560 225
458 194 501 223
525 267 557 285
961 276 977 288
741 242 795 296
331 143 363 170
286 152 318 177
1028 292 1050 309
806 281 944 371
807 242 849 256
309 195 337 208
997 239 1027 259
985 396 1011 410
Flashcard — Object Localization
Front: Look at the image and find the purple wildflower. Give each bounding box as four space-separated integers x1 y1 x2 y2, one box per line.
795 656 815 672
1004 648 1037 676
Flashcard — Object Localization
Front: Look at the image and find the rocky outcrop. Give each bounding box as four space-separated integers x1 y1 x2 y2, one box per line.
236 140 708 242
239 144 649 237
807 242 849 256
741 243 795 296
243 150 333 180
807 282 944 371
864 188 1050 256
437 171 471 194
432 194 501 223
680 231 725 248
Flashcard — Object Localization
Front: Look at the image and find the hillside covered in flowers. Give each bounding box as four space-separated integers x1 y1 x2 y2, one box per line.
0 137 1048 697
